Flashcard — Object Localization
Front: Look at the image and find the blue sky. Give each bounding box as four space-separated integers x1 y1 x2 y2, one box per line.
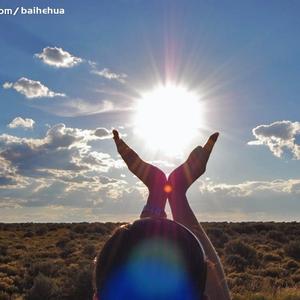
0 0 299 222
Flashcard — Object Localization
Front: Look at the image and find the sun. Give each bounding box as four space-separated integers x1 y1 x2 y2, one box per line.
134 83 205 156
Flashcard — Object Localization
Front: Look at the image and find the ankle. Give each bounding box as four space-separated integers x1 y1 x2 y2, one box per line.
167 187 187 200
167 176 189 195
147 190 167 208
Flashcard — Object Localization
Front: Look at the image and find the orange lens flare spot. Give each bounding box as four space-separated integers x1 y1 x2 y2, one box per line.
164 184 173 193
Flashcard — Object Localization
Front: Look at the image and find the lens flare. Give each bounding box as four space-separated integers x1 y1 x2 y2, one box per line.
164 184 173 193
101 238 198 300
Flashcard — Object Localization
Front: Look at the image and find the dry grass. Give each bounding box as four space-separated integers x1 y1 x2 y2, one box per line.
0 222 299 299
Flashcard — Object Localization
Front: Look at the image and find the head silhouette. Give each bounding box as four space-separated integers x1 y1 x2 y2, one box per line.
94 218 207 300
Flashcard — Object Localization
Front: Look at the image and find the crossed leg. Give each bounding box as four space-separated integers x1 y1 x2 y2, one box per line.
112 130 218 220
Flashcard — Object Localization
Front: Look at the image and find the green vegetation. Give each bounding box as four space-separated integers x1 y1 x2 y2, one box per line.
0 222 299 299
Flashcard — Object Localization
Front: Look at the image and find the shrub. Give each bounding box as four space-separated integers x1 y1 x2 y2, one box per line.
227 272 252 288
0 256 10 264
267 230 287 243
0 245 8 256
56 237 71 249
262 266 285 278
23 230 34 238
248 295 268 300
68 265 93 300
232 294 270 300
72 224 88 234
252 223 275 233
263 253 282 262
226 254 248 272
60 242 76 259
29 261 59 277
206 228 229 247
0 291 10 300
285 241 300 260
232 223 257 235
35 226 48 236
86 223 108 235
225 240 257 265
82 244 96 258
280 291 300 300
285 259 299 270
0 264 19 276
0 276 15 293
15 243 27 250
27 273 59 300
291 274 300 284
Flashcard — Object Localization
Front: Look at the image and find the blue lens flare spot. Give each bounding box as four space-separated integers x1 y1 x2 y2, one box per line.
101 238 199 300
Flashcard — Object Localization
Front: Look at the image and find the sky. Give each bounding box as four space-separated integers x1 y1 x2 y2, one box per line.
0 0 299 222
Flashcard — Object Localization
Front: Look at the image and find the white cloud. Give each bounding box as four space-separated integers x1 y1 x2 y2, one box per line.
3 77 66 99
7 117 35 129
35 46 82 68
248 120 300 159
3 82 13 89
58 99 115 116
199 178 300 197
0 123 117 179
32 98 131 117
0 123 130 212
182 177 300 221
94 127 112 139
0 157 27 189
91 68 128 83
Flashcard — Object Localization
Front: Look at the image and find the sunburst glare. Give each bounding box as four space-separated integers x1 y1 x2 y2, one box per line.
134 83 205 156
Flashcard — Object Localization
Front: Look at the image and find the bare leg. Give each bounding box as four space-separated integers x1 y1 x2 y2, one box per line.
113 130 167 218
167 133 231 299
167 132 218 227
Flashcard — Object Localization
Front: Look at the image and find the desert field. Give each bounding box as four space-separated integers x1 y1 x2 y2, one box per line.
0 222 299 300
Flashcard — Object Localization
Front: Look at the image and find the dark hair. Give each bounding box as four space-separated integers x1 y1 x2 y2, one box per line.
94 218 207 299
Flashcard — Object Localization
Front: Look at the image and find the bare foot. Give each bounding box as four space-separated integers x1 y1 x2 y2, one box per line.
112 129 167 191
168 133 219 194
